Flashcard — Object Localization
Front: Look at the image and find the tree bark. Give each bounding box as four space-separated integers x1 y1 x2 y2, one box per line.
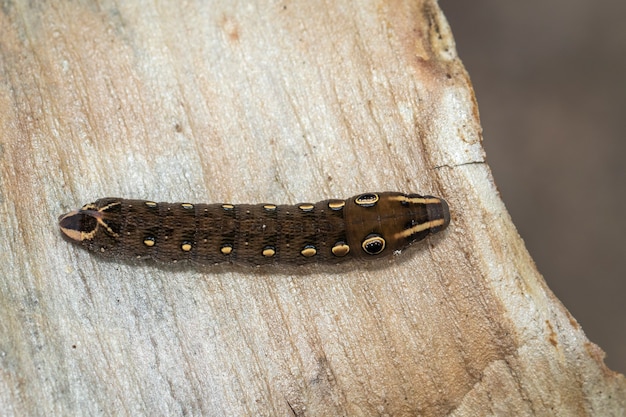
0 1 623 416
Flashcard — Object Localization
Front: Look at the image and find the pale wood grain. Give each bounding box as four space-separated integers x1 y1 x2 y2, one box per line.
0 1 624 416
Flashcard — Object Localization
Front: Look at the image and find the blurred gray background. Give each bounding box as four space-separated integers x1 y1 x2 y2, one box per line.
442 0 625 374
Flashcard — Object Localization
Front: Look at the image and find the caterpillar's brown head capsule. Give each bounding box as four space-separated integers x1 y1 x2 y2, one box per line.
58 209 98 242
58 200 123 255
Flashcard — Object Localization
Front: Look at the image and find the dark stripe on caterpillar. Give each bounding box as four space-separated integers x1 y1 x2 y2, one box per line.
58 192 450 266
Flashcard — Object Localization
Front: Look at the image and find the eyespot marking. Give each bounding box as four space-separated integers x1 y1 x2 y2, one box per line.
355 193 379 207
362 234 386 255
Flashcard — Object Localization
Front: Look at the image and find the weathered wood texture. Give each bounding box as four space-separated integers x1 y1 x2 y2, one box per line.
0 1 623 416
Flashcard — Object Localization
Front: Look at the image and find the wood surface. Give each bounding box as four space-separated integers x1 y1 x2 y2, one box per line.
0 1 624 416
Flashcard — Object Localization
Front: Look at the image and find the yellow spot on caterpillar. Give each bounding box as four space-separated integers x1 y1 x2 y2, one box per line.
263 204 277 211
262 246 276 257
181 242 192 252
143 237 156 247
328 200 345 210
300 246 317 257
222 204 234 210
181 203 194 209
220 245 233 255
145 201 157 208
331 242 350 257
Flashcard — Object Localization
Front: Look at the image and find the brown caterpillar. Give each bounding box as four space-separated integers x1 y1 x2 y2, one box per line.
58 192 450 266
